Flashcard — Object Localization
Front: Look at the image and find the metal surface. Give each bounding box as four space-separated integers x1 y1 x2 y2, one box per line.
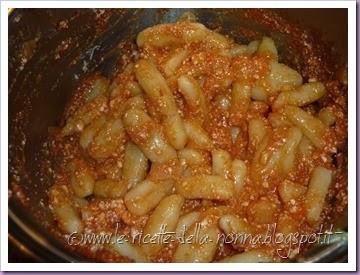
8 8 348 263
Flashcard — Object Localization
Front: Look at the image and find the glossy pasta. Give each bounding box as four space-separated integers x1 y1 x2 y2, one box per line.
49 16 347 263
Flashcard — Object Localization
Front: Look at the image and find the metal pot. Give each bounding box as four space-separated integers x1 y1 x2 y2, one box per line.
8 8 348 263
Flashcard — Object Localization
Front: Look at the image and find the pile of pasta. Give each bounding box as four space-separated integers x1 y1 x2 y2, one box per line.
49 18 346 263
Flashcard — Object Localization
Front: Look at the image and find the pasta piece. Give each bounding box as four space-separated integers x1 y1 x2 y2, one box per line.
212 149 232 179
123 95 147 112
61 95 108 136
178 148 211 177
257 36 278 61
93 179 128 198
124 81 143 97
305 167 332 225
254 127 302 178
205 31 232 49
110 237 149 262
199 206 233 226
218 214 252 248
85 77 110 102
175 211 201 237
251 85 268 102
109 63 142 97
284 106 328 149
174 225 219 263
142 194 184 256
231 159 247 191
214 94 231 111
222 40 259 57
138 21 230 50
80 115 106 149
123 108 177 163
230 82 251 125
109 94 146 118
164 49 190 77
273 82 326 110
178 75 207 119
318 107 336 126
87 117 126 160
278 127 303 175
251 133 270 165
219 214 252 238
98 158 122 181
298 136 314 157
68 160 95 198
175 175 234 200
248 118 267 151
163 115 188 150
178 148 207 167
72 196 89 209
122 142 149 188
219 250 273 263
49 185 83 233
230 127 240 143
53 203 83 234
137 22 207 48
268 112 291 128
135 59 187 149
278 179 307 203
266 61 302 91
221 44 248 57
138 32 181 48
247 40 260 54
184 119 213 150
124 180 173 216
133 60 173 110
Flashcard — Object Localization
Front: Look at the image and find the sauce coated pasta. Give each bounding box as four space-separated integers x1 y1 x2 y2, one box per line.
48 17 347 263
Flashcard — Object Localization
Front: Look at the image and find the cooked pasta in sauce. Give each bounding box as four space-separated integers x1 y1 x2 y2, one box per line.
48 17 347 263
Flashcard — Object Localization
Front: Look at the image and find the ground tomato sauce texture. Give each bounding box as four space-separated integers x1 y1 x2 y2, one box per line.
45 12 347 263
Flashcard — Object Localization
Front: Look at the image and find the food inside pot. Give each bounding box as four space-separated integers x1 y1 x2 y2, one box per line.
46 15 347 263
